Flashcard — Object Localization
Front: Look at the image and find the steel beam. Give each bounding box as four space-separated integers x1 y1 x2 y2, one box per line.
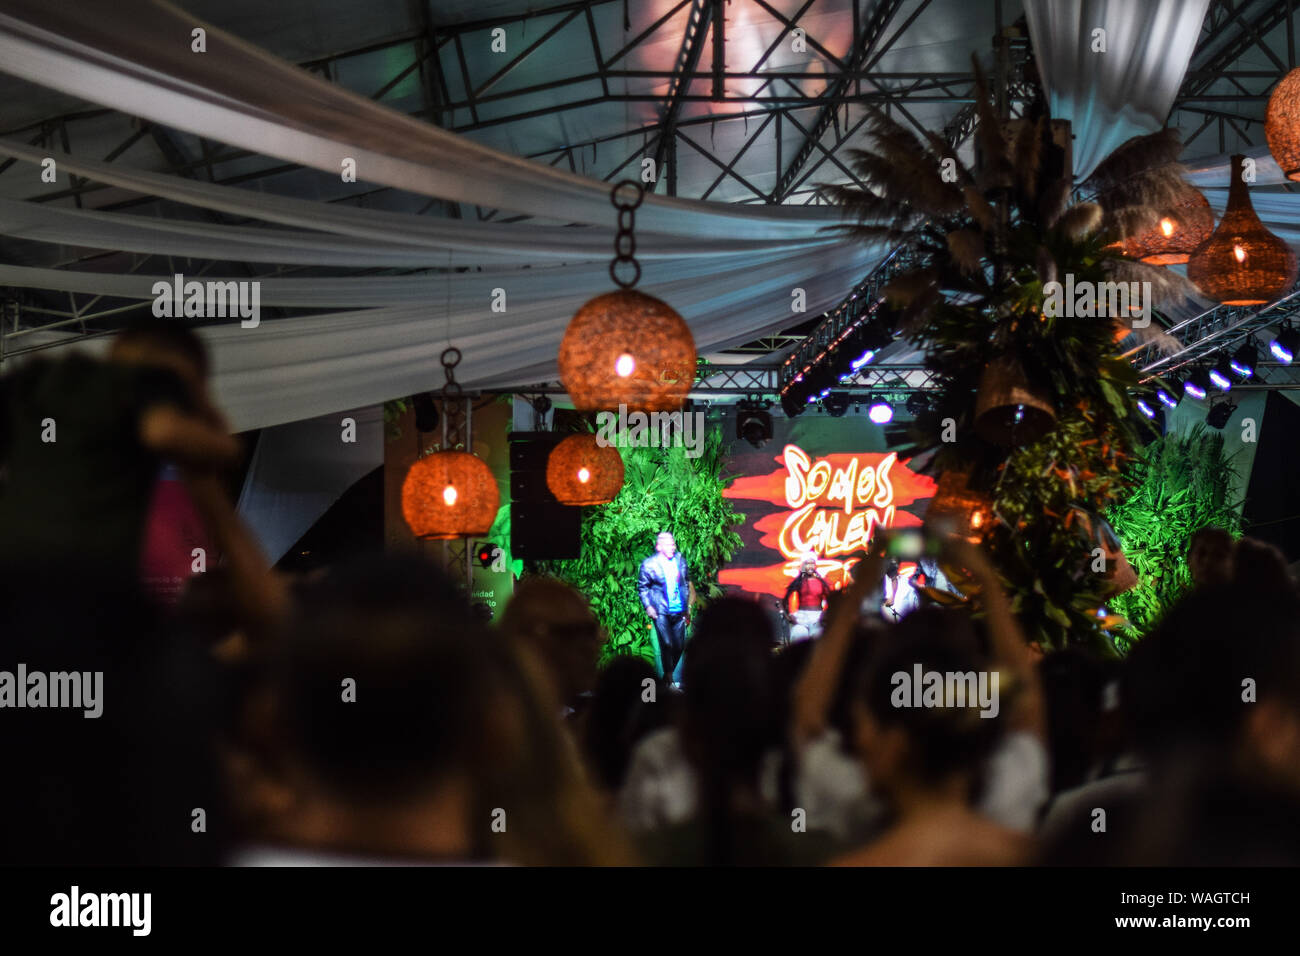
771 0 907 202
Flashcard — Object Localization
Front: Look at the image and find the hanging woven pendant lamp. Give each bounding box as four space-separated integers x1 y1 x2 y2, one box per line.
400 349 500 539
973 354 1056 447
546 433 625 505
1266 68 1300 180
1120 188 1214 265
1187 155 1297 306
559 181 696 412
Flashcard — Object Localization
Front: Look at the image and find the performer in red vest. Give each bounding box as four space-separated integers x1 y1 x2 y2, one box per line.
784 553 832 640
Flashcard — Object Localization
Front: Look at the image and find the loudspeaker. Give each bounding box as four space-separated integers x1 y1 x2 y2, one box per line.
509 432 581 560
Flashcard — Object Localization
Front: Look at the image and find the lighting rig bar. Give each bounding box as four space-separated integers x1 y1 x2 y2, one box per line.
778 246 917 389
1134 283 1300 381
490 361 941 401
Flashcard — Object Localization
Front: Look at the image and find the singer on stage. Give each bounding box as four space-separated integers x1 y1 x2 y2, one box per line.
784 553 832 641
638 531 692 685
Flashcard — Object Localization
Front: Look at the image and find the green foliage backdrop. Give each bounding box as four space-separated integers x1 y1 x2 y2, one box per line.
533 428 745 666
1106 424 1242 646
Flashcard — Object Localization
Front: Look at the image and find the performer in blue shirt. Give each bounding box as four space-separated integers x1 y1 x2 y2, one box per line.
637 531 692 685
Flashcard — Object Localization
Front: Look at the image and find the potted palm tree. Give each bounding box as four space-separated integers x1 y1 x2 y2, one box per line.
821 65 1192 651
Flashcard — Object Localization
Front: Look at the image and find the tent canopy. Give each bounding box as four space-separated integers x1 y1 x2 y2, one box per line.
2 0 1299 429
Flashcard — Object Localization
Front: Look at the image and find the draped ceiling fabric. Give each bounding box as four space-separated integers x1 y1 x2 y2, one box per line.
0 141 838 263
1024 0 1211 181
0 243 869 431
0 0 838 238
0 0 879 431
1183 147 1289 188
0 0 1225 431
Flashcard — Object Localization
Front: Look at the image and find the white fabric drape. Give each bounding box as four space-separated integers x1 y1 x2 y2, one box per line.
0 0 839 239
1025 0 1211 180
0 244 843 307
0 0 880 432
0 140 840 259
0 196 471 268
1183 146 1288 188
201 243 869 430
9 242 871 431
0 195 842 273
235 406 383 564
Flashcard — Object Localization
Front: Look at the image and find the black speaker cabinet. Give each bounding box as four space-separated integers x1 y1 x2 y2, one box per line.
509 432 581 559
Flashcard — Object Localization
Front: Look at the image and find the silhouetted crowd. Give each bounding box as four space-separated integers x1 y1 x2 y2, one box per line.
2 322 1299 866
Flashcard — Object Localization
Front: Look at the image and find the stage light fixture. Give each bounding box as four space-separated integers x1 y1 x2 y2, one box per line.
1271 323 1300 364
1209 354 1235 392
842 321 894 371
824 392 851 418
1184 368 1211 400
905 393 934 417
1206 401 1238 429
736 398 774 448
1230 341 1258 379
1138 396 1167 431
868 399 894 424
1156 377 1182 409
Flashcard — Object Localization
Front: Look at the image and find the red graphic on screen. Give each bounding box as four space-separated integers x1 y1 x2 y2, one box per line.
721 444 936 595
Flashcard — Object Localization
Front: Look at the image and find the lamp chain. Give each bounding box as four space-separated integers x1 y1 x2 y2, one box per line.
610 180 644 290
439 347 466 449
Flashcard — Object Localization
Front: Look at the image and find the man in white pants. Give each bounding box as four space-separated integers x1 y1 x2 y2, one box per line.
783 553 832 641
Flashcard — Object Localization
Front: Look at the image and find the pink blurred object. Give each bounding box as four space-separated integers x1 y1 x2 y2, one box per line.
139 466 214 605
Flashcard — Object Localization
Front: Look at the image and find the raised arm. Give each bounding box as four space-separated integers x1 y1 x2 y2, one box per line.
791 547 886 748
941 537 1045 740
181 468 290 644
139 403 241 469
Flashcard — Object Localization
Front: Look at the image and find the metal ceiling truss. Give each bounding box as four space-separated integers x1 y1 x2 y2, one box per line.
0 0 1004 355
491 362 780 397
758 18 1033 366
483 359 938 399
779 3 1300 398
771 0 910 202
0 3 994 216
422 0 980 123
648 0 716 196
1131 288 1300 388
1172 0 1298 148
778 244 921 391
